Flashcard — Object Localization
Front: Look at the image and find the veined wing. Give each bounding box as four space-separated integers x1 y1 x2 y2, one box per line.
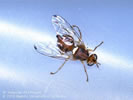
34 42 69 60
52 15 82 44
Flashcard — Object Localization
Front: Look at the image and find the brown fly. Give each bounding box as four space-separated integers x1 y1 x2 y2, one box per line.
34 15 103 82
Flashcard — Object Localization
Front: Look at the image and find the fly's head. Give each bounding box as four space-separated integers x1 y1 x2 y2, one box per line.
87 54 100 68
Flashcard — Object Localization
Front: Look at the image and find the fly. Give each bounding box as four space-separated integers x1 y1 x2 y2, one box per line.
34 15 103 82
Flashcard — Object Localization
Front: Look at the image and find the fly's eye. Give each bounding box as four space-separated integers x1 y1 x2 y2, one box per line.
93 59 96 62
93 54 97 61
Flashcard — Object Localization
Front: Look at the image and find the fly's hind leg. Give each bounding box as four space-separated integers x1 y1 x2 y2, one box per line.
81 61 89 82
50 59 68 75
72 25 82 42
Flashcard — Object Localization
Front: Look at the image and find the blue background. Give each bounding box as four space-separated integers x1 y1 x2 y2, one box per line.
0 0 133 100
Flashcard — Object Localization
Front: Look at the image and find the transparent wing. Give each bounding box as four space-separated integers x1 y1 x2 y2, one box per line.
34 42 69 60
52 15 82 44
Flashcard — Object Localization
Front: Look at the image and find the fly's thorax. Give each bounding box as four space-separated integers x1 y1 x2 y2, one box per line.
72 45 89 61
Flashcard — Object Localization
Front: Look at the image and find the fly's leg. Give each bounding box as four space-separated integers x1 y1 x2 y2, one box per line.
72 25 82 42
81 61 89 82
63 25 82 43
50 59 68 75
88 49 93 52
93 41 104 52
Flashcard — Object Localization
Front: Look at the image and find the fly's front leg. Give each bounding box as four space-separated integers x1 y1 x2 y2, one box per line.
50 59 68 75
93 41 104 52
81 61 89 82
